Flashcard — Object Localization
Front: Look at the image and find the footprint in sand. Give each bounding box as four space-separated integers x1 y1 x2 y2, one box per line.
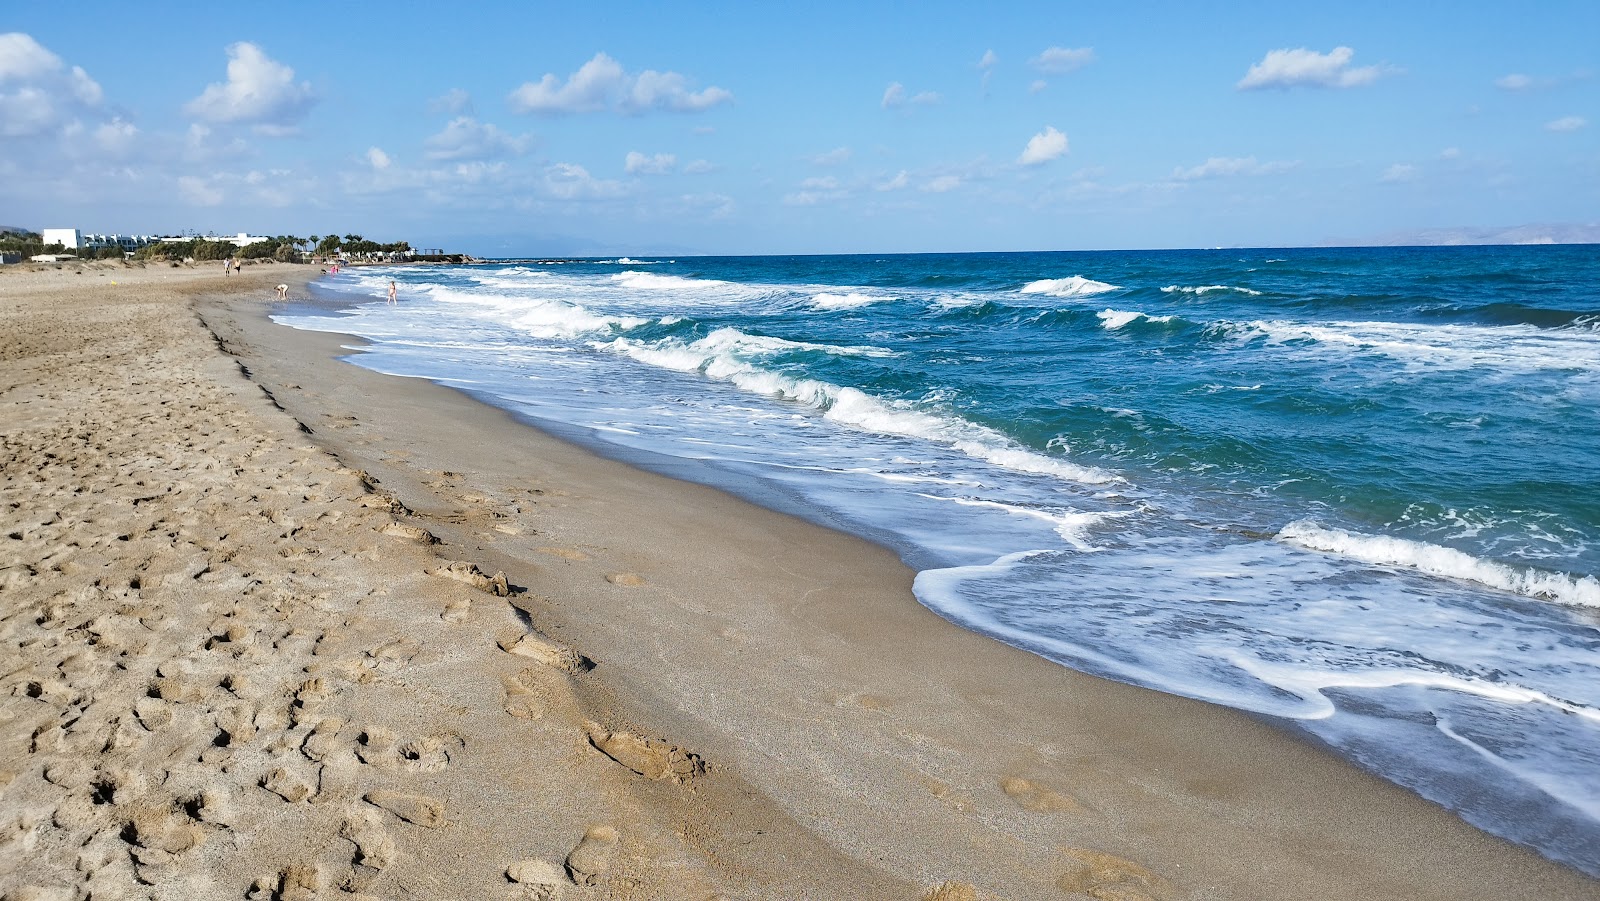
1000 776 1084 813
565 825 618 886
497 631 594 675
507 858 565 899
341 808 396 871
364 790 444 828
501 669 547 720
1056 848 1174 901
582 723 705 783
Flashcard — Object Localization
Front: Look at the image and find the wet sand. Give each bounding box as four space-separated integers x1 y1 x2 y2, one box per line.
2 262 1594 899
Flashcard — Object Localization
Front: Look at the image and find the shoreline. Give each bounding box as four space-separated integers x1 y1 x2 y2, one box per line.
2 265 1594 898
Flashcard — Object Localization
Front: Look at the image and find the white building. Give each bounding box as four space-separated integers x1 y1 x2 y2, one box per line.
42 228 164 252
46 228 273 251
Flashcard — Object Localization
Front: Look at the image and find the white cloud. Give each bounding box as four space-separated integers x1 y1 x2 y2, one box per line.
1172 156 1298 180
1237 46 1387 90
93 118 138 156
625 151 676 175
978 49 998 71
1379 163 1418 183
429 88 473 114
424 117 532 160
0 33 106 139
185 42 316 129
0 32 62 81
1031 46 1095 74
508 53 732 115
1546 115 1587 133
682 159 715 174
876 170 909 191
1029 79 1048 94
1439 147 1461 160
366 147 392 170
922 174 962 193
882 82 940 109
543 162 628 199
783 175 850 206
811 146 852 166
178 175 223 206
1495 73 1534 91
1018 126 1069 165
626 69 732 113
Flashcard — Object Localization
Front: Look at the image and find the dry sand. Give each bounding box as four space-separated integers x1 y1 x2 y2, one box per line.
2 262 1595 900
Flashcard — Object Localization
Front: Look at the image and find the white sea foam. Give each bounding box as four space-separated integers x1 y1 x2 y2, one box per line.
1097 309 1175 330
1242 319 1600 373
1162 284 1263 296
920 495 1135 549
610 271 730 290
811 292 886 310
1020 276 1120 298
604 333 1117 486
421 285 646 338
1277 520 1600 608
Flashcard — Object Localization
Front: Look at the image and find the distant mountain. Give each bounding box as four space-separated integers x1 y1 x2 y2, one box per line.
1323 223 1600 247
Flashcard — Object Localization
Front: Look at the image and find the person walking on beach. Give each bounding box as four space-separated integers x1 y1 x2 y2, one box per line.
223 257 231 275
387 280 397 304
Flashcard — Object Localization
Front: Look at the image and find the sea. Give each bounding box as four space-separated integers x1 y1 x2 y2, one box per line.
278 245 1600 874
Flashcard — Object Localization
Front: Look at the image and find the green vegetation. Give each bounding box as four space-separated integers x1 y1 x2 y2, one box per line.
2 229 417 264
0 230 66 258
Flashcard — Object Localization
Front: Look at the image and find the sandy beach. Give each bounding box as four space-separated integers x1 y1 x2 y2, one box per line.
2 262 1596 900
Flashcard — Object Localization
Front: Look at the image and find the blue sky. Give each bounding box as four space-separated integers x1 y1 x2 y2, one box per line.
3 1 1596 255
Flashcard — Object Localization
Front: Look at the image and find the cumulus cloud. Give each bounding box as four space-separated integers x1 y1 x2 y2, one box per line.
1237 46 1388 90
0 32 107 138
423 117 533 160
508 53 732 115
882 82 940 109
185 42 316 130
543 162 628 199
366 147 392 170
429 88 473 115
178 174 224 206
93 118 138 156
978 49 998 71
682 158 715 174
811 146 852 166
1172 156 1299 180
1379 163 1418 182
1017 126 1069 165
876 170 909 191
625 151 676 175
1495 73 1534 91
1546 115 1586 133
1031 46 1095 74
783 175 850 206
922 174 962 193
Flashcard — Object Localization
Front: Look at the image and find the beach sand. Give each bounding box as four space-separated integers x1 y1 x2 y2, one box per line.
2 263 1595 900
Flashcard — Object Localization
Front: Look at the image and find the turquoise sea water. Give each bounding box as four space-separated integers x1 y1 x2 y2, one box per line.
280 245 1600 874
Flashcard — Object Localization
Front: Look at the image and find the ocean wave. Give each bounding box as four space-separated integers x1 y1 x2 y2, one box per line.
1161 284 1263 296
1228 318 1600 373
422 285 646 338
1020 276 1120 298
811 292 888 310
610 271 731 290
1277 520 1600 609
1097 309 1175 330
604 334 1117 486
